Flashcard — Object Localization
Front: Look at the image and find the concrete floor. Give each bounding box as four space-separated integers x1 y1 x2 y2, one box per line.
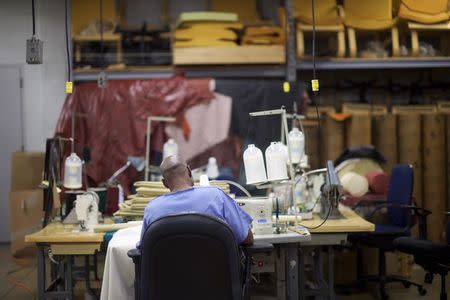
0 243 447 299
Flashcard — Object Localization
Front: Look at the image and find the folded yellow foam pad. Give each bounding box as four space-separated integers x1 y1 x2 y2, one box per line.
174 39 237 47
295 0 342 25
178 12 238 24
175 28 238 40
179 22 243 30
398 0 449 24
242 26 284 45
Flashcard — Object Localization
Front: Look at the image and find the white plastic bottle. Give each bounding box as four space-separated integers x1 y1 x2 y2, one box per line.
163 138 178 159
288 127 305 164
206 157 219 179
265 142 288 181
243 144 267 184
64 153 83 189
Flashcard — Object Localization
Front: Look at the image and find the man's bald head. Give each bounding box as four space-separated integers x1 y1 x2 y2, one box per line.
160 156 193 191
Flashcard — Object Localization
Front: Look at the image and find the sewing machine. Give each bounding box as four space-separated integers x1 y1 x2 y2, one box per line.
320 160 344 220
235 197 273 235
75 191 99 231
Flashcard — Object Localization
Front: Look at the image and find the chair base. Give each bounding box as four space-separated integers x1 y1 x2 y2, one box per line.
355 274 426 300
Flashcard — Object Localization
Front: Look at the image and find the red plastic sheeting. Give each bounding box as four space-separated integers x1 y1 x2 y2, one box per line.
55 76 213 193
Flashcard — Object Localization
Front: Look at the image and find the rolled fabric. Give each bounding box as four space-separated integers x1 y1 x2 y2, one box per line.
366 171 390 194
340 171 369 197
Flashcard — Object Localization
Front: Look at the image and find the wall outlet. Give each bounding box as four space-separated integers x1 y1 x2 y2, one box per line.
26 37 43 64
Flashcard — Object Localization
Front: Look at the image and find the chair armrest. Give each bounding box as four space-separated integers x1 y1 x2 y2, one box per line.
352 198 387 209
368 203 431 239
127 248 141 264
242 243 274 255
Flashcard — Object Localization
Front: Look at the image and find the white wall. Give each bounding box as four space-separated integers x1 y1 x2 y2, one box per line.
0 0 67 152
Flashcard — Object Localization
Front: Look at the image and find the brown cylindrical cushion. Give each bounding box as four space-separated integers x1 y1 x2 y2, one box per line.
366 171 390 194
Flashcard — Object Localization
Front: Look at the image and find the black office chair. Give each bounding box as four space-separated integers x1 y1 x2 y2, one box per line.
348 164 431 299
394 212 450 300
127 213 273 300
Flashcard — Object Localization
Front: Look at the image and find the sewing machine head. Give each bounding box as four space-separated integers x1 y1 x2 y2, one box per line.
75 191 99 231
235 197 273 235
320 160 344 220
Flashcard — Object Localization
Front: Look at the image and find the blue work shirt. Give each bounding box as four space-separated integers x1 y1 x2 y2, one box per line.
138 186 253 247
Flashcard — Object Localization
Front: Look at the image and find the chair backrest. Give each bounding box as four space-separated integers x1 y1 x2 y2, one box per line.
398 0 449 24
140 213 242 300
344 0 394 29
386 164 413 227
211 0 259 22
401 0 448 16
295 0 341 25
344 0 393 20
71 0 117 35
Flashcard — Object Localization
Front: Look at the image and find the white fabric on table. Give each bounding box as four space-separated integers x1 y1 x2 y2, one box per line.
100 225 142 300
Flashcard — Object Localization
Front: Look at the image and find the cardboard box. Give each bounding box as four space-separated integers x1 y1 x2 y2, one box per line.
10 152 45 191
9 151 45 256
10 190 43 256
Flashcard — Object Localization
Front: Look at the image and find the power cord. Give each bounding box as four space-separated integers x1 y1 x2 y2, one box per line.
100 0 105 68
297 0 331 230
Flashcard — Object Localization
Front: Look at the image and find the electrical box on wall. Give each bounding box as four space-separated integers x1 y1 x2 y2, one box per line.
26 37 43 64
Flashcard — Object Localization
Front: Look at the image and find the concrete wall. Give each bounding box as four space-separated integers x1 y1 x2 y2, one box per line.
0 0 67 152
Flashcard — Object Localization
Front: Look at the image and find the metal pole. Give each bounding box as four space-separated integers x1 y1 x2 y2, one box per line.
145 117 151 181
284 0 296 83
282 109 298 222
71 112 75 153
145 116 176 181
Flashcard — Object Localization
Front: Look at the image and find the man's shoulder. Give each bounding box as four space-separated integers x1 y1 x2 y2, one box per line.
145 194 168 210
193 186 224 196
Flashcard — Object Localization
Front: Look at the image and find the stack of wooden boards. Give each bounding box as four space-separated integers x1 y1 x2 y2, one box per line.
114 181 230 219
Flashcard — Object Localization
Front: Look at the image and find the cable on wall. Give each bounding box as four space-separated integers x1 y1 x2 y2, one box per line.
64 0 73 94
31 0 36 36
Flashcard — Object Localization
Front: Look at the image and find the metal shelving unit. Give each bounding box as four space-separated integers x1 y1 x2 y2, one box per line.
297 57 450 70
73 57 450 81
71 0 450 83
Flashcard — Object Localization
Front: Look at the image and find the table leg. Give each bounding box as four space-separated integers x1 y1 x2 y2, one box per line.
286 244 299 300
85 255 98 297
298 247 306 300
327 246 336 300
314 247 327 289
66 256 74 300
37 245 45 300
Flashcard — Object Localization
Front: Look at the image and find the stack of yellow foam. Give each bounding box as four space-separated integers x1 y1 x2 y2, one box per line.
174 12 242 48
114 181 230 218
242 26 285 45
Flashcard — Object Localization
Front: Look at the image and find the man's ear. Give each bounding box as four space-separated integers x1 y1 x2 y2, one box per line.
162 178 169 189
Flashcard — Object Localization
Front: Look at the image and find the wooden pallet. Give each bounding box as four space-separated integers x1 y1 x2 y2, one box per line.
408 21 450 57
72 33 122 63
297 24 346 58
347 26 400 58
342 103 388 115
392 105 437 114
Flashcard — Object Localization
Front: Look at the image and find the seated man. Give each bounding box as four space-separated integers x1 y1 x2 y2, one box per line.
138 155 253 246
